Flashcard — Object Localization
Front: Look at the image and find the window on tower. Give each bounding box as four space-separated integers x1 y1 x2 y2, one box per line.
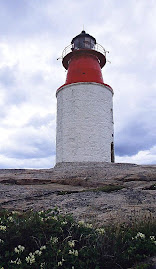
84 37 91 48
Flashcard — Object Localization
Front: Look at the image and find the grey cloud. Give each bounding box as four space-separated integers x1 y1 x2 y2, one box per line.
115 120 156 156
3 141 55 159
0 105 7 119
6 90 28 105
1 131 55 160
0 66 16 87
27 113 55 128
0 0 60 38
30 72 45 85
0 65 28 105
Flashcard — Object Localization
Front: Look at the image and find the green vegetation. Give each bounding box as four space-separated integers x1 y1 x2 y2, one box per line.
0 209 155 269
57 190 79 195
90 184 124 192
57 185 123 195
144 184 156 190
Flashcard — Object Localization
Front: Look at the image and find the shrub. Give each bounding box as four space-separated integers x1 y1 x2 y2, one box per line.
0 209 155 268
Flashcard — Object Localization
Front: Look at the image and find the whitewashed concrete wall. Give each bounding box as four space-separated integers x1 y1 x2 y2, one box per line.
56 82 114 163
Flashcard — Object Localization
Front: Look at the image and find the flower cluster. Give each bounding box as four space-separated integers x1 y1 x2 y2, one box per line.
50 236 58 244
134 232 145 239
69 249 78 256
78 220 93 229
25 246 46 265
68 240 75 248
25 252 35 265
10 258 22 265
61 221 67 225
51 216 58 221
40 262 45 268
34 249 42 256
149 235 156 245
14 245 25 254
78 220 85 226
150 235 155 241
11 211 19 215
8 216 14 222
96 228 105 235
57 258 65 266
85 223 93 229
0 225 6 231
38 210 44 215
40 245 46 251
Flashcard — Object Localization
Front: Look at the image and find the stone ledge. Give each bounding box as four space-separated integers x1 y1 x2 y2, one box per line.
0 162 155 225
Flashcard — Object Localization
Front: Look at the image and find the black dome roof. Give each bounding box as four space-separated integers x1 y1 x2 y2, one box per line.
71 30 96 44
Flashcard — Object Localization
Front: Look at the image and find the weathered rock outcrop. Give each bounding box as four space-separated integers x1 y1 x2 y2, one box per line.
0 162 156 225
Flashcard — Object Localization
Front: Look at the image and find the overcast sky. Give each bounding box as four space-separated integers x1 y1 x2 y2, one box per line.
0 0 156 168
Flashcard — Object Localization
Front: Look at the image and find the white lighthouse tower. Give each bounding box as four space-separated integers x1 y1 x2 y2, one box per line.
56 31 114 163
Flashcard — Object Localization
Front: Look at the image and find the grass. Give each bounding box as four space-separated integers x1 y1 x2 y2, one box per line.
90 184 124 193
57 185 124 195
144 184 156 190
0 209 155 269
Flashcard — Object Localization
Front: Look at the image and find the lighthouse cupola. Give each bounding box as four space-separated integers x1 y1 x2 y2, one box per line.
56 30 115 164
71 30 96 50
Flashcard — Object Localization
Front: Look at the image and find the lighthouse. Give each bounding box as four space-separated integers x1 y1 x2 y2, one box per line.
56 30 114 163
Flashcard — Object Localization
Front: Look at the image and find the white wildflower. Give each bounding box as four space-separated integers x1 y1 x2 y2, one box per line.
135 232 145 239
14 245 25 254
34 249 42 256
78 220 85 226
150 236 155 241
68 240 75 248
96 228 105 234
38 210 44 215
10 258 22 265
69 249 78 256
12 211 18 214
85 223 93 229
50 237 58 244
62 221 67 225
40 262 45 269
58 257 65 266
8 216 14 222
58 261 63 266
26 252 35 265
40 245 46 251
51 216 58 221
0 225 6 231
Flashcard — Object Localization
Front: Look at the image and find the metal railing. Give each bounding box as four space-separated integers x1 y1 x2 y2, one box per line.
62 43 108 59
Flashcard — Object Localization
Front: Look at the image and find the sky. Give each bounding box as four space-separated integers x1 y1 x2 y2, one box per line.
0 0 156 168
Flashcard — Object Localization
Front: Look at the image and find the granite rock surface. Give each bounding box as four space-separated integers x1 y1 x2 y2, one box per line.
0 162 156 225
